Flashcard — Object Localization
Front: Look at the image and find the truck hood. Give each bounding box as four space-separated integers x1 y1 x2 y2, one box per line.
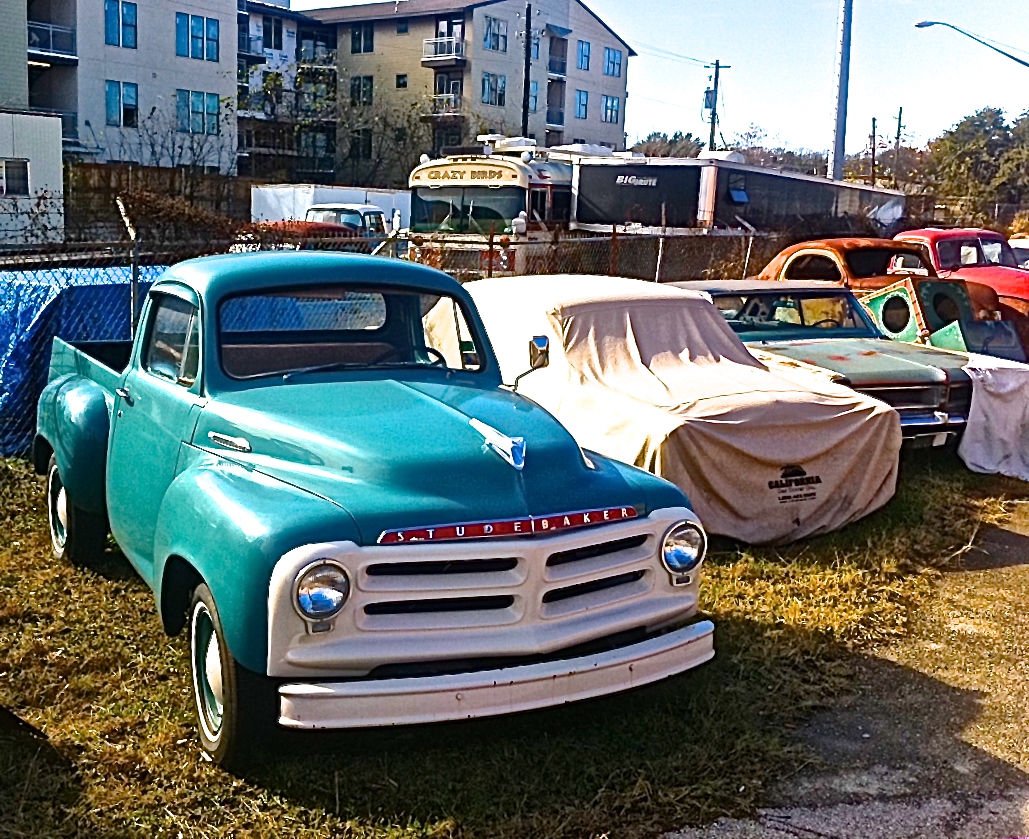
747 338 969 387
193 378 653 544
942 265 1029 301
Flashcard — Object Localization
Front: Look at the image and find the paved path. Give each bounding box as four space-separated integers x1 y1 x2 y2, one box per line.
671 504 1029 839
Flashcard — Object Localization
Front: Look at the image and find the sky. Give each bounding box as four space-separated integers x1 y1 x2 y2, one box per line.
289 0 1029 154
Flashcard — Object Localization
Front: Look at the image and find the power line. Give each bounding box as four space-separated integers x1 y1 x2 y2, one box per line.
629 39 708 65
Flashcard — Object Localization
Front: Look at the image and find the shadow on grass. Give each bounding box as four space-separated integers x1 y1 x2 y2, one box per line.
0 707 81 838
244 612 1027 838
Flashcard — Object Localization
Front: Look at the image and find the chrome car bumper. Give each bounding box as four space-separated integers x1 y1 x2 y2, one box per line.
277 619 715 729
898 413 967 446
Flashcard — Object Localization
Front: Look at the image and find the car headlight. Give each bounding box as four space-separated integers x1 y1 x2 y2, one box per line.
661 521 706 579
294 561 350 622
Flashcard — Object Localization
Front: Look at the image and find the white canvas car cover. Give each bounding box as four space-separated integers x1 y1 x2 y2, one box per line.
462 275 902 544
958 353 1029 481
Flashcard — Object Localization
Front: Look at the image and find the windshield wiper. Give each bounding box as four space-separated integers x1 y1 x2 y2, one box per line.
282 361 370 381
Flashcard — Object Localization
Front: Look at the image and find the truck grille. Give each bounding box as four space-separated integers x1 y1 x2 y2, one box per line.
856 384 944 415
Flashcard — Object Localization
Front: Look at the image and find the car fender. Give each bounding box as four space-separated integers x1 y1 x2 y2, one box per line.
152 451 360 674
36 375 111 514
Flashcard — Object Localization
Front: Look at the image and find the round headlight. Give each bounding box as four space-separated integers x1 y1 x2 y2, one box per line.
295 562 350 621
662 522 706 575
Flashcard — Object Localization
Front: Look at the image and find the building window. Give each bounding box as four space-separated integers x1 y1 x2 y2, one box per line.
190 14 204 58
396 74 408 89
263 16 283 51
575 89 588 119
604 47 623 77
481 73 506 106
601 94 620 123
396 18 409 34
350 75 373 106
577 40 590 71
351 22 374 53
531 36 539 60
483 16 507 52
206 18 220 61
105 80 138 127
350 127 373 160
0 160 29 197
105 1 136 48
176 13 188 56
177 89 219 134
529 80 538 113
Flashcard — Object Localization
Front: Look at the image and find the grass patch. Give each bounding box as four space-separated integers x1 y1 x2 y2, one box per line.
0 454 1026 838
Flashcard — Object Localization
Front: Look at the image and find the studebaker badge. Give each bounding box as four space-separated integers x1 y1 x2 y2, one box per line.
470 417 526 471
377 506 639 544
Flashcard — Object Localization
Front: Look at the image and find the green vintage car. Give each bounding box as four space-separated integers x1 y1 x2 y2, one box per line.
675 279 972 447
34 252 713 769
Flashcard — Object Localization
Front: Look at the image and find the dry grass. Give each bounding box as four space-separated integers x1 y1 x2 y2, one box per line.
0 453 1025 838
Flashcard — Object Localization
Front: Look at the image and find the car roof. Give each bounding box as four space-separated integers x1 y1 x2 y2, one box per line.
308 203 383 212
466 274 710 312
898 228 1007 241
674 279 849 294
154 251 464 302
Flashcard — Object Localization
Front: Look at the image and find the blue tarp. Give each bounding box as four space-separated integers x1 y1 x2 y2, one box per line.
0 266 167 456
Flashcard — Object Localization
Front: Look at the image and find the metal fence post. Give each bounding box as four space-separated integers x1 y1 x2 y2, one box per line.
487 229 495 279
610 229 618 276
130 239 140 337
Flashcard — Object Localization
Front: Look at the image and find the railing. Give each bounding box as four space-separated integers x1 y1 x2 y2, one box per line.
422 37 466 59
239 89 296 119
298 47 337 66
432 94 463 115
27 21 76 57
238 33 264 54
546 107 565 126
548 56 567 75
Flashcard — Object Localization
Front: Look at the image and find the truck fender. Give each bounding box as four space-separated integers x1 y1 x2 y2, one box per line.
35 375 111 514
152 453 359 674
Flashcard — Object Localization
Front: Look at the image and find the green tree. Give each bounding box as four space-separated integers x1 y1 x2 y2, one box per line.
632 131 702 158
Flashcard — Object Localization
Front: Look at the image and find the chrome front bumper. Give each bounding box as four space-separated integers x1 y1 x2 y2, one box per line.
278 619 715 729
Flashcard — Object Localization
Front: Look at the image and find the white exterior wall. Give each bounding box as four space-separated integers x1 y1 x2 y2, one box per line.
468 0 630 148
75 0 238 171
244 12 299 96
0 112 64 243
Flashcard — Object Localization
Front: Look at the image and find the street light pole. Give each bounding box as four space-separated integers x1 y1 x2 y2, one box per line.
914 21 1029 69
828 0 854 181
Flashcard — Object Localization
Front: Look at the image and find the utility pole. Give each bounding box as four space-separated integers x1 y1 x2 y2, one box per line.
707 60 729 151
520 2 532 137
869 116 877 186
828 0 854 180
892 106 903 188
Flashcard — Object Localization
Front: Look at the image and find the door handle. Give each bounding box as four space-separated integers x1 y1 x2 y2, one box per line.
115 387 133 406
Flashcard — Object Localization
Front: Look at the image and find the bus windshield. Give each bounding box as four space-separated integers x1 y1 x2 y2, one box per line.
411 187 526 234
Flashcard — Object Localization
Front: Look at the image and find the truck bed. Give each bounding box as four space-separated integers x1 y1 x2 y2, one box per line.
48 338 132 395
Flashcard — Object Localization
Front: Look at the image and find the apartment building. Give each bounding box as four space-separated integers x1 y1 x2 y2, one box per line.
308 0 634 153
237 0 338 181
0 111 65 242
25 0 237 171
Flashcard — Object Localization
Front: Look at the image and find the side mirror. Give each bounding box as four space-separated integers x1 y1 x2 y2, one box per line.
529 335 549 370
508 336 551 391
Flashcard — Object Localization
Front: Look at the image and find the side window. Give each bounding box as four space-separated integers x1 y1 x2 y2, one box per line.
143 294 200 386
783 254 842 282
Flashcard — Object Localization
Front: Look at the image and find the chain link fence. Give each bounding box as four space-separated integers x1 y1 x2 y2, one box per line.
1 230 788 457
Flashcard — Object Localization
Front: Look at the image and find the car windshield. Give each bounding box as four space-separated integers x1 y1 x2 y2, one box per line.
410 187 526 234
936 237 1019 270
712 291 879 340
307 209 364 228
219 285 485 379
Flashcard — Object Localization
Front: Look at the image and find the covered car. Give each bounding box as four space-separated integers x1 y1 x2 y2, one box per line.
462 275 902 544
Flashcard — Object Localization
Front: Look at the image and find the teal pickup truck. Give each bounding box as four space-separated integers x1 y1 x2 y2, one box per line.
33 252 713 769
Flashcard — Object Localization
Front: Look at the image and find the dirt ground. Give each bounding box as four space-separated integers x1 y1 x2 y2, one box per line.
672 502 1029 839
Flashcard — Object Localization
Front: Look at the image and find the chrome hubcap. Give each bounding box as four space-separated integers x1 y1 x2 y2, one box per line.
47 466 68 550
191 603 225 741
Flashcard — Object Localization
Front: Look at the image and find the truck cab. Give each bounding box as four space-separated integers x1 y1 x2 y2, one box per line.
34 252 714 769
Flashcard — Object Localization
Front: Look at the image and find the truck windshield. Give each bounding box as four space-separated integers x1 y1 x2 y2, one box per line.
219 286 485 379
712 291 879 340
936 237 1020 270
410 187 526 234
307 209 364 228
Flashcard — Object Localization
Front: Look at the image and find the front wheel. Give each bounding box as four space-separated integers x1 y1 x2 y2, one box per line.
46 456 107 564
188 583 273 771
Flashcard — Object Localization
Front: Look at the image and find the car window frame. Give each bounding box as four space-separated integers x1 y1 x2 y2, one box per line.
140 289 203 389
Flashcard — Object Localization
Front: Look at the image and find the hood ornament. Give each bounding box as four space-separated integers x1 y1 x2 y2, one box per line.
470 418 525 471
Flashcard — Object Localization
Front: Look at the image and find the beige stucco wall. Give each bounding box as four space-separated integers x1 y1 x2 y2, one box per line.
0 2 30 109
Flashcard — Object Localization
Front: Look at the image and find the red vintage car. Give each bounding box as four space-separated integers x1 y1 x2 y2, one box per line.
895 228 1029 311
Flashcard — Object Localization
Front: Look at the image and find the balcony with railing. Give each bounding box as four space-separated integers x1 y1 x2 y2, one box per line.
431 93 464 117
27 107 78 141
238 33 265 62
27 21 77 63
298 46 337 68
546 107 565 126
548 56 567 76
422 37 466 66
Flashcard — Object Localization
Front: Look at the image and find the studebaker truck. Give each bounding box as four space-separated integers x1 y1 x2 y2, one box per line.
33 252 714 769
